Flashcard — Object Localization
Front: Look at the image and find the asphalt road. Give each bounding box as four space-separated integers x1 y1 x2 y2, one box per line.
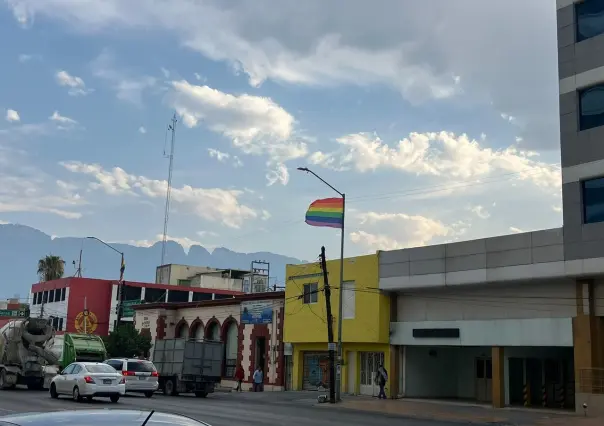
0 387 474 426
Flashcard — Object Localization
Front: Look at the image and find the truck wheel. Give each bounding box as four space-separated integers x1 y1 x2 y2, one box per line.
164 379 178 396
194 391 208 398
72 386 82 402
50 384 58 399
144 391 154 398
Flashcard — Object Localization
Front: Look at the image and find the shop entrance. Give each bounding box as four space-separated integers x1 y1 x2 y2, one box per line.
302 352 329 390
359 352 385 396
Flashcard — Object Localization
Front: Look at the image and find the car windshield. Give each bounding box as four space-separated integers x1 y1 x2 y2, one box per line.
84 364 116 374
126 361 156 372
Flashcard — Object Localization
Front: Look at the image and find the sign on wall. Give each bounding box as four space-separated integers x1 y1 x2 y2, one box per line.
75 310 98 334
240 300 273 324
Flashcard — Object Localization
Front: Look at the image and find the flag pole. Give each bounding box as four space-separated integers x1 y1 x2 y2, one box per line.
336 193 345 402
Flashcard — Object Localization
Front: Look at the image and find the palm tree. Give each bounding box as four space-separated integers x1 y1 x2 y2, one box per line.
37 255 65 282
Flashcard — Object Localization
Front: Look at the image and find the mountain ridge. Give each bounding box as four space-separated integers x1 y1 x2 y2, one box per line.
0 224 304 300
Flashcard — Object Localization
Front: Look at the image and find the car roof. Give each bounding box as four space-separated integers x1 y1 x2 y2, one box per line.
107 358 151 362
0 410 208 426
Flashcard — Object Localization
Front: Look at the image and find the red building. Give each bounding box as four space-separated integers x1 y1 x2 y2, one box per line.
133 292 285 391
29 278 242 336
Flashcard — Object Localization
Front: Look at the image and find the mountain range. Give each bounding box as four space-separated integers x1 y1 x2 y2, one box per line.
0 224 304 301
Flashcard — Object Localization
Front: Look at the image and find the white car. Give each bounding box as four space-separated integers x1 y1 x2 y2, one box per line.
49 362 125 403
104 358 159 398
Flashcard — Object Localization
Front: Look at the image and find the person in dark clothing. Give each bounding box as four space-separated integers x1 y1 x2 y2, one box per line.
234 364 245 392
376 364 388 399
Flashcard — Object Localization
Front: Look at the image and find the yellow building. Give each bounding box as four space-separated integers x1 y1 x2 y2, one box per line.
284 254 391 397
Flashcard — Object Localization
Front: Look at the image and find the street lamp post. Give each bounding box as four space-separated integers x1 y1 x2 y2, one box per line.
86 236 125 328
297 167 345 402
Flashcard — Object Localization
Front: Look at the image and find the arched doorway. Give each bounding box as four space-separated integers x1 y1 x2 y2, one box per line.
190 319 204 340
205 319 220 341
175 319 189 338
222 319 238 377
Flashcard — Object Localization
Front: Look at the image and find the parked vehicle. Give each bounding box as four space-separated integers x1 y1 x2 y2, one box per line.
152 338 222 397
104 358 159 398
0 409 211 425
49 361 125 402
0 318 58 390
48 333 108 370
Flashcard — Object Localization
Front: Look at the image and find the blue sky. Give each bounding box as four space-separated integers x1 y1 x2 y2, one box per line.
0 0 564 262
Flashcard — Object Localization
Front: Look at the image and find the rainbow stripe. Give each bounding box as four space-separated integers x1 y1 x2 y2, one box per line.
305 197 344 229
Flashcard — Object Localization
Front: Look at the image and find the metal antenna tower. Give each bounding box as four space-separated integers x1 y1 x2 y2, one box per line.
160 113 177 278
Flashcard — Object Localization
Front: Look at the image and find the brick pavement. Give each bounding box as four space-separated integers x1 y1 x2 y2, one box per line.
319 397 604 425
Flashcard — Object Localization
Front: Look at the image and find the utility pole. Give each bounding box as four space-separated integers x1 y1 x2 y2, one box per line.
160 113 178 284
320 246 336 404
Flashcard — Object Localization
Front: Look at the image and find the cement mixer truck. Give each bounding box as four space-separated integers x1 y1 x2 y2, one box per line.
0 317 58 390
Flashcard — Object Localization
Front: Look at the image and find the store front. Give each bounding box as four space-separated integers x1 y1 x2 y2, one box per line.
302 352 329 390
359 351 385 396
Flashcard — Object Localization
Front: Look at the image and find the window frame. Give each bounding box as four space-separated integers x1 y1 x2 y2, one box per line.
303 282 319 304
576 0 604 43
581 176 604 224
578 84 604 131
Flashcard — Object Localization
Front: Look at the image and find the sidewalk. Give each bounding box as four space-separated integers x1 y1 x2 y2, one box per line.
318 396 603 426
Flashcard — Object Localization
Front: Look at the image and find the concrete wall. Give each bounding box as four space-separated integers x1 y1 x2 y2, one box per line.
379 229 567 290
558 0 604 263
397 281 575 321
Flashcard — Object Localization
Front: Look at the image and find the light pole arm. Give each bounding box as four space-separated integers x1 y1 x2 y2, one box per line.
296 167 344 197
86 236 123 256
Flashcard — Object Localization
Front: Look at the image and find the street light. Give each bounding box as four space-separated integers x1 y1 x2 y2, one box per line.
86 236 125 327
297 167 345 402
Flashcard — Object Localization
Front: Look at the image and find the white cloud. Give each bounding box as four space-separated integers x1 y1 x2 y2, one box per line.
18 53 40 62
469 205 490 219
509 227 524 234
49 111 77 125
6 0 560 149
309 131 561 192
55 70 93 96
138 126 147 134
265 163 289 186
208 148 230 162
197 230 219 238
5 109 20 123
90 50 157 105
194 73 206 82
168 79 306 182
350 211 455 251
552 205 562 213
60 160 260 228
160 67 170 78
130 234 204 252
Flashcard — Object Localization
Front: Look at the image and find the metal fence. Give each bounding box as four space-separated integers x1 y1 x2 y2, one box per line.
578 368 604 394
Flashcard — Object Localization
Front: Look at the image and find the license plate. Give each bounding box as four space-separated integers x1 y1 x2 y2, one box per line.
139 376 147 380
103 379 112 384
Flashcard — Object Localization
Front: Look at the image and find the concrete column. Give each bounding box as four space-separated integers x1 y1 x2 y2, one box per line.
389 345 399 398
492 346 505 408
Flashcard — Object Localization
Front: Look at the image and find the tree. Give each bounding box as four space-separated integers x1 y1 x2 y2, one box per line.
102 324 152 358
37 254 65 282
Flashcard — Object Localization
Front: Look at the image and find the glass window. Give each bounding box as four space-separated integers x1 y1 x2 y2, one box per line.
577 0 604 42
580 85 604 131
58 317 64 331
48 290 54 303
583 177 604 223
126 361 156 372
144 287 166 303
303 283 318 304
167 290 189 303
192 292 212 302
71 365 82 375
61 287 66 301
105 360 123 371
85 364 117 374
62 364 75 375
42 291 48 303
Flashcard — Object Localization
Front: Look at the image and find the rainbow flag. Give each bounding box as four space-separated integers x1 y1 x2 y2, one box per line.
305 197 344 229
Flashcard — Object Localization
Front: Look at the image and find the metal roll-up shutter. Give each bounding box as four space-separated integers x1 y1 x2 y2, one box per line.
302 352 330 390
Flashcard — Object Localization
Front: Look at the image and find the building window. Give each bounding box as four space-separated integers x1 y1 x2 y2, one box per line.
167 290 189 303
48 290 54 303
583 177 604 223
42 291 48 304
342 281 356 320
59 317 64 331
576 0 604 43
192 292 212 302
580 84 604 131
32 293 37 305
303 283 318 304
61 287 66 301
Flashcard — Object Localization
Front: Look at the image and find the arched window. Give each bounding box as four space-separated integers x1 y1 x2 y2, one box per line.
224 321 238 377
175 320 189 338
206 321 220 341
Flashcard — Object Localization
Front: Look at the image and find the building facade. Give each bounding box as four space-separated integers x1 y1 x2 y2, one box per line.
284 254 391 396
29 278 241 336
0 299 30 329
132 292 285 391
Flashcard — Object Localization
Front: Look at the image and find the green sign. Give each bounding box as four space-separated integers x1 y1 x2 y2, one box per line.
0 309 29 317
121 299 143 317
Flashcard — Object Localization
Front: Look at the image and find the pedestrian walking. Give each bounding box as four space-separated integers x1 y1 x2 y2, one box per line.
376 363 388 399
234 364 245 392
252 366 263 392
